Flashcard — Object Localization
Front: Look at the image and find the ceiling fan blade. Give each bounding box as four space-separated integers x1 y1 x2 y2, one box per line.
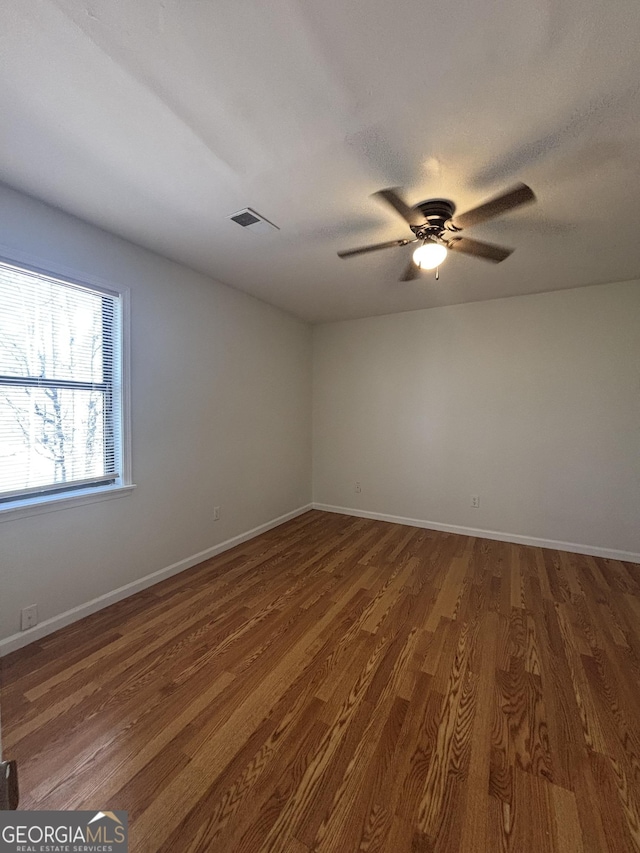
448 183 535 231
373 188 424 227
399 259 421 281
446 236 513 263
337 238 412 258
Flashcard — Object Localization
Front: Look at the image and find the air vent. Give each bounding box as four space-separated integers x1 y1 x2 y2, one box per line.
227 208 280 234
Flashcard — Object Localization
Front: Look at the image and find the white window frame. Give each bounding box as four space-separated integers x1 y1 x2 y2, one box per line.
0 253 135 522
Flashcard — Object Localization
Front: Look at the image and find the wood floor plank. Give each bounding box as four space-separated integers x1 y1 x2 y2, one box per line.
2 510 640 852
458 611 498 853
550 782 585 853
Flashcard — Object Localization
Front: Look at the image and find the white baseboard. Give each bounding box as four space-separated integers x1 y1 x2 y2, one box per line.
0 504 313 657
312 503 640 563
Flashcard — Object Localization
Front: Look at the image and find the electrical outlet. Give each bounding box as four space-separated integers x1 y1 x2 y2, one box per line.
355 482 362 494
213 506 220 521
21 604 38 631
471 495 480 508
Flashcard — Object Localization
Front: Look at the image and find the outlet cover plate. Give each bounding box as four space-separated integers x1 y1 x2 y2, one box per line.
21 604 38 631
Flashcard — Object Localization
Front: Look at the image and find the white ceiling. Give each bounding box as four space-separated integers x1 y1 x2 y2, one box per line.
1 0 640 322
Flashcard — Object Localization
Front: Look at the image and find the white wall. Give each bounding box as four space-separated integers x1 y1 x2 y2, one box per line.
313 281 640 558
0 184 312 648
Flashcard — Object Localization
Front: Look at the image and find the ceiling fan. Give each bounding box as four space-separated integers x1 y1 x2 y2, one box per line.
338 183 536 280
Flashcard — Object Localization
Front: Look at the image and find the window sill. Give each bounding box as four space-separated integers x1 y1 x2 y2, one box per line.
0 483 137 522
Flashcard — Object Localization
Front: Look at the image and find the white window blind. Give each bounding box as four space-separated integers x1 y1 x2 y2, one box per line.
0 259 123 502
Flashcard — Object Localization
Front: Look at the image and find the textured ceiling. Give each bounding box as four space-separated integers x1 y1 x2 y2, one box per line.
1 0 640 322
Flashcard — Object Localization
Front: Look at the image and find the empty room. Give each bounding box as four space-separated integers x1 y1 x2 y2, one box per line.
1 0 640 850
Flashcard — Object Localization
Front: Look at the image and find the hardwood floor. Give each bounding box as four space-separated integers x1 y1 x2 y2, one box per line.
2 509 640 852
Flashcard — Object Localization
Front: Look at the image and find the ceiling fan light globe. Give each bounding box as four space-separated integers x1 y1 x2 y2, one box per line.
413 243 447 270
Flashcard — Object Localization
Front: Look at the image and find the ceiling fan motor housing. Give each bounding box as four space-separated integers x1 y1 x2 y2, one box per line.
411 199 456 240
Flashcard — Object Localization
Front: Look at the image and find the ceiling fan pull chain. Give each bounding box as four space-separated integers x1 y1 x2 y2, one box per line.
435 266 439 281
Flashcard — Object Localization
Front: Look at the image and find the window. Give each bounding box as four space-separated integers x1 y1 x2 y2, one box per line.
0 258 130 513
